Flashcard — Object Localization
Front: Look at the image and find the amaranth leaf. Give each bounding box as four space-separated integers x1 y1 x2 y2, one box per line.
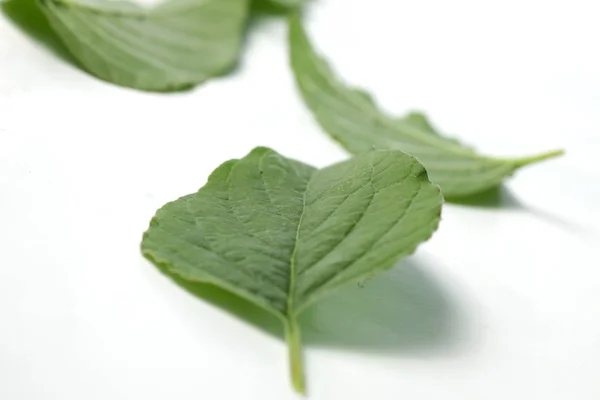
38 0 249 91
141 147 442 393
288 15 564 198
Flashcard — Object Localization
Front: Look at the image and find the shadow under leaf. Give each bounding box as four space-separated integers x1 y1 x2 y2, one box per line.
1 0 76 64
447 185 592 236
153 262 284 339
154 256 465 356
445 185 521 209
301 258 465 355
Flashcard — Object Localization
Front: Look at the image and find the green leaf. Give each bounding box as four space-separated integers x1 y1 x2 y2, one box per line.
141 147 442 393
288 15 564 198
250 0 304 15
38 0 249 91
268 0 304 6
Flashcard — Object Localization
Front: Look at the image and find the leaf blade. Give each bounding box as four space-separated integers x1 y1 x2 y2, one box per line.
288 15 563 197
294 150 441 311
39 0 249 91
141 147 442 391
143 148 315 317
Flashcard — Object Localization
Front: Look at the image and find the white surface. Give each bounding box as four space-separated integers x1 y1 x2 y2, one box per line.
1 0 600 398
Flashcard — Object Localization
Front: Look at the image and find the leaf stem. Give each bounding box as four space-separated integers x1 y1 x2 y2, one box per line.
510 149 565 168
285 317 305 395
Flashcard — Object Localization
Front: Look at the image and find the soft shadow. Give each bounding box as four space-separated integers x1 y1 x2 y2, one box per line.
447 185 593 236
155 256 465 356
445 185 521 209
526 206 596 237
154 262 284 338
301 258 465 355
1 0 76 64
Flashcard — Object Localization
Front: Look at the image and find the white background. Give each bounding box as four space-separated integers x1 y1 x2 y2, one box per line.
1 0 600 398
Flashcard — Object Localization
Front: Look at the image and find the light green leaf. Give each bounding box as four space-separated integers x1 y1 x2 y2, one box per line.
38 0 249 91
288 15 564 198
141 147 442 393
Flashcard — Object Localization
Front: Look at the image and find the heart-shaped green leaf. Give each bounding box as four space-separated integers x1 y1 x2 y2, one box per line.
289 15 564 198
141 147 442 393
38 0 249 91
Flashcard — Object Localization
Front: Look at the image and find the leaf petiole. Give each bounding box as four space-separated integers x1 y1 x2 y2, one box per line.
509 149 565 168
285 317 305 395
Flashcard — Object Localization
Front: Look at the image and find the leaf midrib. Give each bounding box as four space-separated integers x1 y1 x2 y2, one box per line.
285 171 310 319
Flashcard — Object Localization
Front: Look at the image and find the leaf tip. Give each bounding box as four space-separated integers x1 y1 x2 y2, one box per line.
511 148 565 168
245 146 279 163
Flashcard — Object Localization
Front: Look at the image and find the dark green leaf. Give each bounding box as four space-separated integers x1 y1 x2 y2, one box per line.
141 147 442 393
